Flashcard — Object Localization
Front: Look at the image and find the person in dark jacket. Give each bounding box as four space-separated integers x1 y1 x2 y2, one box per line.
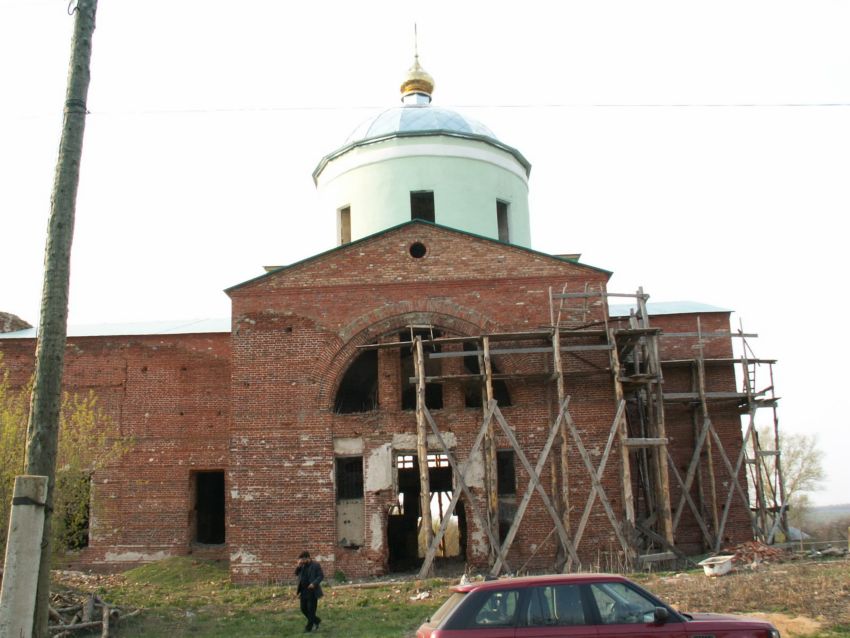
295 550 324 632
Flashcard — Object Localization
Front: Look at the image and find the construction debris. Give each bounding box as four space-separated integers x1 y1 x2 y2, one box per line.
723 541 787 565
807 545 848 558
47 590 139 636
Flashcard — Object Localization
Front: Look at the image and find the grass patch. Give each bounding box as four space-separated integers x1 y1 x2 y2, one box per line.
53 556 850 637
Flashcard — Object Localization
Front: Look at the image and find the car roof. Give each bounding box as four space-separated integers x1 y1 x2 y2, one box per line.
452 573 630 593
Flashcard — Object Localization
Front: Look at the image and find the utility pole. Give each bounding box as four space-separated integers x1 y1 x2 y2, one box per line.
24 1 97 636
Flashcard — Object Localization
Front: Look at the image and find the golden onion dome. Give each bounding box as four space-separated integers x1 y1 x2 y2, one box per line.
400 55 434 102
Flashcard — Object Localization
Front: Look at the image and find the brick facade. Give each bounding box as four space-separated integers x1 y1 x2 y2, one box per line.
0 222 754 582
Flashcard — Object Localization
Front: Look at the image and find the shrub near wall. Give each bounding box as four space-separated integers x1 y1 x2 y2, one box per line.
0 355 132 556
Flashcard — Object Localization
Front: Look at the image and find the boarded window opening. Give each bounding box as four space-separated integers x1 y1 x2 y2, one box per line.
339 206 351 244
410 191 435 222
497 200 510 242
193 471 225 545
462 342 512 408
336 457 364 500
336 457 365 548
401 330 443 410
335 349 378 413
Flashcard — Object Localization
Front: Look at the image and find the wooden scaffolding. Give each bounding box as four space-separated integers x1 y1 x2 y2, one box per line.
659 319 787 550
359 286 785 576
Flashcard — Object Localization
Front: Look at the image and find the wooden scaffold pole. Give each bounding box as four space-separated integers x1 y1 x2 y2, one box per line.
414 336 434 574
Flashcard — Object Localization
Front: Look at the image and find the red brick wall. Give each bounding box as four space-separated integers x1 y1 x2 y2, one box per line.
0 225 756 581
0 332 230 570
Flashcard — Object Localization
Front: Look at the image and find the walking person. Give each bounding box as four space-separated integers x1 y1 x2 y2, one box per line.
295 550 324 632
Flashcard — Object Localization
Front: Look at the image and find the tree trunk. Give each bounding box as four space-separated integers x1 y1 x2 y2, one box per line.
25 2 97 636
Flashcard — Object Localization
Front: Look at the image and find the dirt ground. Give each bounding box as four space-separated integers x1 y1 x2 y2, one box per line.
638 557 849 637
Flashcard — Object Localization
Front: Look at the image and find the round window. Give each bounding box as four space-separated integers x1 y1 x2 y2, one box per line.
409 242 427 259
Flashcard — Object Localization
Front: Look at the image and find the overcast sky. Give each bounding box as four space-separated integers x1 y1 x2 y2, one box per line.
2 0 848 506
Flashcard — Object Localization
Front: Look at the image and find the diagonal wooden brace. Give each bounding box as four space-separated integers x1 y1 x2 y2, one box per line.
490 398 573 576
492 401 581 572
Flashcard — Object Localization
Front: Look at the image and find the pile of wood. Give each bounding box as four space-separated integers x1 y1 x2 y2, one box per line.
723 541 787 565
48 591 138 637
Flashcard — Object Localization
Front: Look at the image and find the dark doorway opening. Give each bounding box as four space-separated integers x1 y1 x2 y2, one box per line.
387 453 464 573
193 471 225 545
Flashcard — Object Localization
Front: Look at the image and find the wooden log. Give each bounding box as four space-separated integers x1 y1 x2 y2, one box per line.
82 594 96 622
551 328 571 551
49 620 102 632
608 329 635 526
101 604 119 638
482 336 499 558
414 337 433 573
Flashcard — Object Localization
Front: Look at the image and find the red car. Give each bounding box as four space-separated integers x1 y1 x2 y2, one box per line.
416 573 780 638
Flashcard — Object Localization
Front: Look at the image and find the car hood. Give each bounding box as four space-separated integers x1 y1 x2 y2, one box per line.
687 612 774 627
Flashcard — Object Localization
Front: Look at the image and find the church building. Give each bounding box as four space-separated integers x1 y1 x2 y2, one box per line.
0 56 776 583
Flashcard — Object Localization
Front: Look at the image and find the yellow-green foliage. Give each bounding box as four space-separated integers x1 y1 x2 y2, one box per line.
0 354 132 554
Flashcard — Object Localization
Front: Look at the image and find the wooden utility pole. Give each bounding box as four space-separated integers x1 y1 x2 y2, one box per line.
24 2 97 636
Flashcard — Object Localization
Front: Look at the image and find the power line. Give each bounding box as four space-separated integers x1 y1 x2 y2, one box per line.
8 101 850 120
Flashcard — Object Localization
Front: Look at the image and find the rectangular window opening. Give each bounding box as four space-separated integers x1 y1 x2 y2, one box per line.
410 191 435 222
335 456 364 500
497 450 516 543
339 206 352 244
400 329 443 410
193 470 225 545
497 450 516 496
497 200 510 242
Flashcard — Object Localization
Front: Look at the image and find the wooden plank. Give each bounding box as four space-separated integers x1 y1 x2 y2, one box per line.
634 522 699 567
410 372 554 383
428 344 612 358
623 437 668 447
660 332 758 339
489 399 571 576
638 552 676 563
662 357 777 366
553 292 642 300
664 392 750 401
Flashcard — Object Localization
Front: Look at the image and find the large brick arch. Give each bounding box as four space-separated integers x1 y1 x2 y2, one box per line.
317 301 499 409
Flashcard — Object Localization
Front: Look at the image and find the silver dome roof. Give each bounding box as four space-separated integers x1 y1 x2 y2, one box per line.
346 104 498 144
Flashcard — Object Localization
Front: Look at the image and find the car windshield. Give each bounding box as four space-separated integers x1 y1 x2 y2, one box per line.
590 582 659 625
429 592 466 626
